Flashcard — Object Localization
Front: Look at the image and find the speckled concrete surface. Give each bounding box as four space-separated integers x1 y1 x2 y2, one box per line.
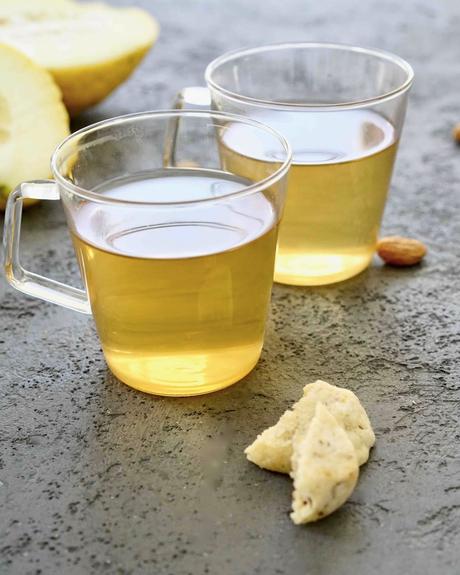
1 1 460 574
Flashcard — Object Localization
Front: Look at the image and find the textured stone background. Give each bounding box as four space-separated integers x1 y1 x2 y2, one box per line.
1 0 460 574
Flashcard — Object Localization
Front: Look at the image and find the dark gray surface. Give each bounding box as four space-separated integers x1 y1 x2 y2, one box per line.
1 0 460 574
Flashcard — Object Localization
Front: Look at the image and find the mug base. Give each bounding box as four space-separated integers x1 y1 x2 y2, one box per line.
274 252 372 286
104 346 262 397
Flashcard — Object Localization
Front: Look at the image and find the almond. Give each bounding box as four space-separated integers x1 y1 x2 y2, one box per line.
377 236 427 267
453 123 460 144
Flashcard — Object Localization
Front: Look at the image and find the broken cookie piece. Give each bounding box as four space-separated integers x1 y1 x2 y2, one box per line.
244 407 297 473
300 380 375 466
244 380 374 473
290 403 359 524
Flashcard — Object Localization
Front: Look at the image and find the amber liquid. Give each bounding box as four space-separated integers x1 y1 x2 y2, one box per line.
71 169 278 396
221 110 398 285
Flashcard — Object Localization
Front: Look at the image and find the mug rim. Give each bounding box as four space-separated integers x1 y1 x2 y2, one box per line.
205 41 415 110
51 109 292 207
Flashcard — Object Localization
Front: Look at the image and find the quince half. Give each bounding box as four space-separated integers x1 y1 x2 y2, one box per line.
0 0 159 116
0 42 69 209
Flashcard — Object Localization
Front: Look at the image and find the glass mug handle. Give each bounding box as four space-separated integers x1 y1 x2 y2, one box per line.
163 86 212 167
3 180 91 314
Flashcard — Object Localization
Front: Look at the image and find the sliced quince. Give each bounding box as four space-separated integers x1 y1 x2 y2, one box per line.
0 43 69 209
0 0 159 116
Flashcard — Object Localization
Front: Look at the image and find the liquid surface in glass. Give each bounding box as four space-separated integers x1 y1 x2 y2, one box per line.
71 169 278 396
221 109 397 285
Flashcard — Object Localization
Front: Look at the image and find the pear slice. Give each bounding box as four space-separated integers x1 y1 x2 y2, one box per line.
0 0 159 116
0 43 69 209
0 0 76 18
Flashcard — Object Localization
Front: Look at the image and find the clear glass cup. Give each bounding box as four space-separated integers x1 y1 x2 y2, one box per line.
175 42 414 286
3 110 291 396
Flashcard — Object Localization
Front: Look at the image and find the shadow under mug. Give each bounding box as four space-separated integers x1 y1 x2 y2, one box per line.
172 42 414 286
3 110 291 396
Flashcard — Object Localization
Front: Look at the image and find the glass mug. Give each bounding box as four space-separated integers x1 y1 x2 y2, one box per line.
174 42 414 286
3 111 291 396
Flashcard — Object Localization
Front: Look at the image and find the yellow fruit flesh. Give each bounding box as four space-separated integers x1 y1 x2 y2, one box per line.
51 46 151 116
0 43 69 208
0 0 159 115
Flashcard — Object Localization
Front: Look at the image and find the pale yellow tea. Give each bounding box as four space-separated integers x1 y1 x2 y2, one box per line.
221 110 397 285
71 169 278 396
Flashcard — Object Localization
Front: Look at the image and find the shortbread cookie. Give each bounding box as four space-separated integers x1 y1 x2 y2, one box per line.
245 380 374 472
290 403 359 524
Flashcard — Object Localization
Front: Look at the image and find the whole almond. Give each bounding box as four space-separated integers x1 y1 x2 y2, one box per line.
377 236 427 267
452 123 460 144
